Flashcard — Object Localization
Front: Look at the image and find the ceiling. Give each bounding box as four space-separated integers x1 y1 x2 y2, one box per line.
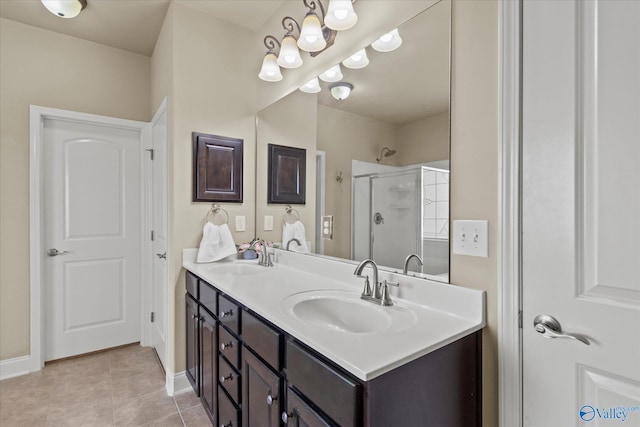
0 0 285 56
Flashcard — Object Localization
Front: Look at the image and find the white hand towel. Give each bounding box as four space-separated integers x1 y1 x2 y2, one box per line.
197 223 238 263
282 220 309 253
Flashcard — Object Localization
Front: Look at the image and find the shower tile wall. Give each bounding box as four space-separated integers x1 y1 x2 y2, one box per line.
423 170 449 239
422 169 449 275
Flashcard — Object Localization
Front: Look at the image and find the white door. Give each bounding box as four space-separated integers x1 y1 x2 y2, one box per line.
522 1 640 425
150 101 168 369
44 118 142 361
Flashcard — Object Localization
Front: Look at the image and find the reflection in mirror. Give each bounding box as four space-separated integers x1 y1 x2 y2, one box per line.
257 1 450 282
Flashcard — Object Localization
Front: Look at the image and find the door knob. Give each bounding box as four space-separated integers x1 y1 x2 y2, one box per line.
533 314 589 345
47 248 69 257
156 252 166 259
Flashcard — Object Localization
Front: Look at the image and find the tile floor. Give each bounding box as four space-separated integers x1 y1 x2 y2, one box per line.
0 344 211 426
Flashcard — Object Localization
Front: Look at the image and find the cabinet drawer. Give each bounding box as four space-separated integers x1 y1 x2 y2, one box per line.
200 282 217 316
219 386 241 427
219 294 240 335
242 310 282 370
286 387 332 427
219 354 241 405
219 324 241 369
186 271 198 298
286 340 360 427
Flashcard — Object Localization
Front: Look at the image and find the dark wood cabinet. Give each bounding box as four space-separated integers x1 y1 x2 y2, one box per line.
242 348 282 427
200 309 217 423
186 271 481 427
185 293 199 394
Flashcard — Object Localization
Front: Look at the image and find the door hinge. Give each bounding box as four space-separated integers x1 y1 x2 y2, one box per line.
145 148 154 160
518 310 523 329
151 230 155 241
150 312 155 323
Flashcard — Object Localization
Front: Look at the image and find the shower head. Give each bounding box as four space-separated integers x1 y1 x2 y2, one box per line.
376 147 397 162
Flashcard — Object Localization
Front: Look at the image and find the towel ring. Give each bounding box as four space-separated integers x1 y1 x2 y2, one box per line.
283 205 300 224
207 204 229 225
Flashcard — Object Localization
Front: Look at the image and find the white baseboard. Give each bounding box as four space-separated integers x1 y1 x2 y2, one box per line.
0 355 31 381
166 370 191 396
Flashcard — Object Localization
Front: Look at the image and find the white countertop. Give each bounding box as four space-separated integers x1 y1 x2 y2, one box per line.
183 248 485 381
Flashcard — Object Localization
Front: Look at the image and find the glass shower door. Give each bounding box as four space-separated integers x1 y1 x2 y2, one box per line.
371 170 422 270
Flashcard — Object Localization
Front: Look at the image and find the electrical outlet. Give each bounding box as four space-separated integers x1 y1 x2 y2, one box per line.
264 215 274 231
321 215 333 240
452 220 489 257
235 215 246 232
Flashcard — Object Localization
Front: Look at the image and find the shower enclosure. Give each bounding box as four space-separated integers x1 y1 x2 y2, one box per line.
352 166 449 277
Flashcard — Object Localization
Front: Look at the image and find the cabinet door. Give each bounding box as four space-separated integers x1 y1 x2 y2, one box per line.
185 294 199 395
242 348 281 427
201 309 217 423
285 388 332 427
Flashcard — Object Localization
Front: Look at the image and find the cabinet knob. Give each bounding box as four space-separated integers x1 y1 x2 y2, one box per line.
220 341 233 351
266 393 278 406
282 411 296 424
219 309 233 318
220 373 234 383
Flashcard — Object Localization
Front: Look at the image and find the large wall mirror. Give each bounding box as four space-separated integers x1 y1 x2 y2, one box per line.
256 0 450 282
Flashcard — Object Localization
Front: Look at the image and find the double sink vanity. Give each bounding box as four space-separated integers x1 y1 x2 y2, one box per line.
183 247 485 426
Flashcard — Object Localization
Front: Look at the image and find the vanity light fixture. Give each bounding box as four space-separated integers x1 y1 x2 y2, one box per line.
319 64 343 82
371 28 403 52
260 0 357 83
329 82 353 100
258 36 283 82
41 0 87 18
342 48 369 69
277 17 304 69
325 0 358 31
299 77 322 93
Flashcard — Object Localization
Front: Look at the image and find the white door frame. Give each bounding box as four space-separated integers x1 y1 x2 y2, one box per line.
498 0 523 426
29 105 150 372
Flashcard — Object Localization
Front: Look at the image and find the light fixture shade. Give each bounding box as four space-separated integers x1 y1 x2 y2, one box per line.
342 48 369 69
299 77 321 94
297 12 326 52
277 34 303 69
324 0 358 31
258 52 283 82
371 28 403 52
329 82 353 100
41 0 86 18
319 64 343 82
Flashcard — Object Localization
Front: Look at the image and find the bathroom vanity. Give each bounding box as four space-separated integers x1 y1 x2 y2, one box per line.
183 249 484 426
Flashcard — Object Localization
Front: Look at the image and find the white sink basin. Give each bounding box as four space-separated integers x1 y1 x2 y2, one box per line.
282 290 417 334
202 262 267 276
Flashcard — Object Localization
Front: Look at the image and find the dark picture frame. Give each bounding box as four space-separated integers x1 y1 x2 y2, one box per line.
192 132 243 202
267 144 306 205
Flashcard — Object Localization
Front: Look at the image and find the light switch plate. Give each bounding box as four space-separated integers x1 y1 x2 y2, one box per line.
264 215 274 231
235 215 246 232
452 220 489 257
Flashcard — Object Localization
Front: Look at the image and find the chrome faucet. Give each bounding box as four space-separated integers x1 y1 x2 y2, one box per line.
353 259 399 306
286 238 302 251
403 254 424 275
255 240 273 267
354 259 379 299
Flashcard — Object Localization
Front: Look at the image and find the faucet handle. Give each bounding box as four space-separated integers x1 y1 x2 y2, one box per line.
380 280 399 306
358 275 372 298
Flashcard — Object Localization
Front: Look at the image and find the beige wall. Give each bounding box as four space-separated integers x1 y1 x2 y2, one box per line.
396 111 450 165
0 18 151 361
450 1 499 426
317 104 396 258
256 91 317 246
155 3 258 374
